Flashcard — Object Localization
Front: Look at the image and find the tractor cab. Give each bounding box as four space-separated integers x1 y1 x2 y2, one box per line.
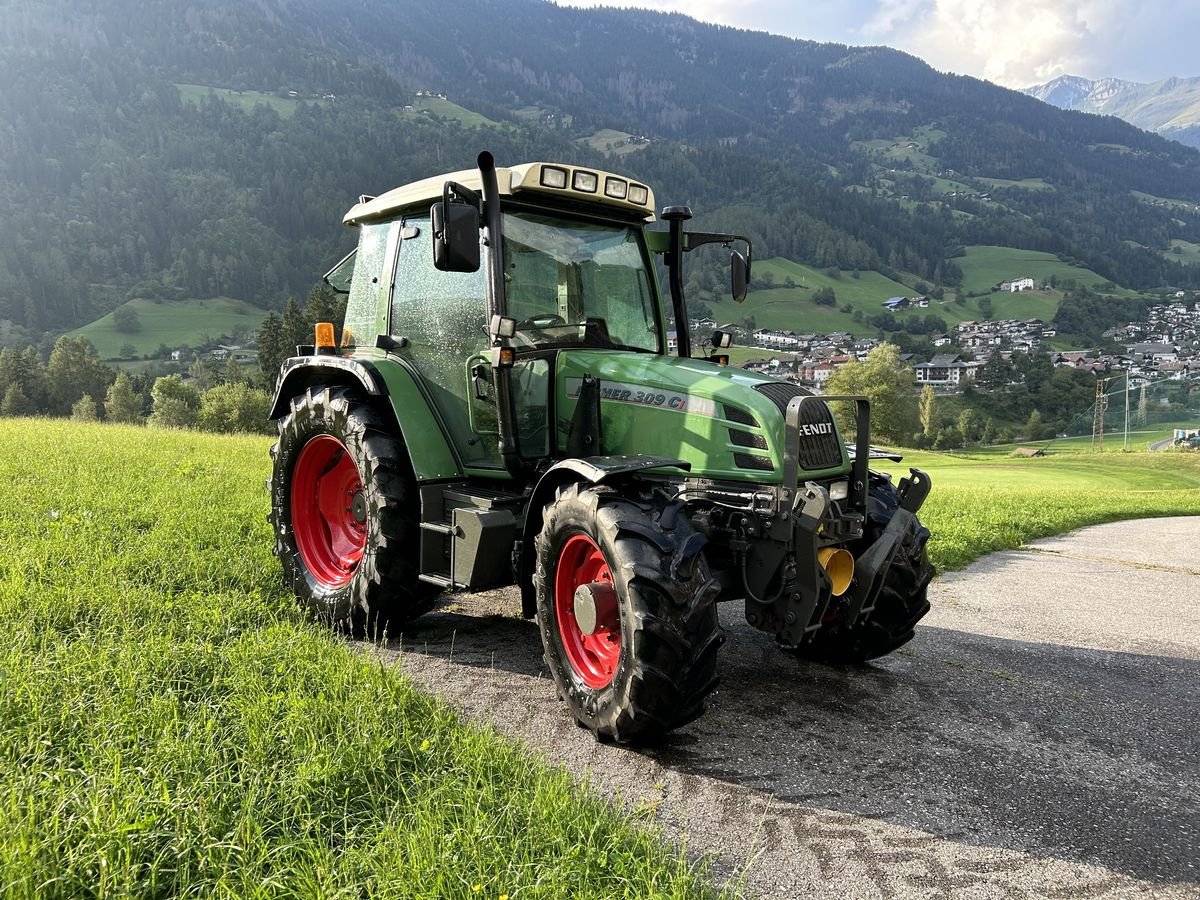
327 155 749 480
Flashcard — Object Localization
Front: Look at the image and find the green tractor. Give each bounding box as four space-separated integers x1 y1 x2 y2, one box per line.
268 151 933 742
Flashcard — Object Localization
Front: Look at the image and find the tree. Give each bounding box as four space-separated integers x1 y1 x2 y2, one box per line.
918 384 937 440
281 295 307 350
1 384 30 416
149 375 200 428
120 343 138 359
1025 409 1053 441
957 408 980 443
223 354 249 384
257 312 287 389
1136 383 1148 426
71 395 98 422
933 425 962 450
813 286 836 306
188 357 222 391
105 372 144 424
197 383 273 434
112 305 141 333
823 343 916 443
47 337 114 416
978 296 994 321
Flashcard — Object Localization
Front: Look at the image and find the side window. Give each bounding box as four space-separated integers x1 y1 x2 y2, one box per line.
390 214 495 467
342 221 395 349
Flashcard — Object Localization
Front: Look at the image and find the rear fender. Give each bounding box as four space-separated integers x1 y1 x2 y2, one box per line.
269 356 461 482
517 456 691 617
269 357 383 419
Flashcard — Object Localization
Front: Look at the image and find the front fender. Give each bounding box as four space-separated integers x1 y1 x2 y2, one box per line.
517 455 691 617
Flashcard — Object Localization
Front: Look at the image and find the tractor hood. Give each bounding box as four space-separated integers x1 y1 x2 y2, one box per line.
554 350 851 484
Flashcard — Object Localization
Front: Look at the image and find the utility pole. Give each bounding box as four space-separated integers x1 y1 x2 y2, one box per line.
1123 372 1130 451
1092 378 1110 452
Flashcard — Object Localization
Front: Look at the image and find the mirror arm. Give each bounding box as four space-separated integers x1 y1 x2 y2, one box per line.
661 206 693 359
477 151 523 478
683 231 752 257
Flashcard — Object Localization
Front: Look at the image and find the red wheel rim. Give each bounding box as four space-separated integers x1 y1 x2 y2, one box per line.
291 434 367 589
554 534 621 689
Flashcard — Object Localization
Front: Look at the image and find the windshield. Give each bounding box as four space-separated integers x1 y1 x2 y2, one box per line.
502 211 661 352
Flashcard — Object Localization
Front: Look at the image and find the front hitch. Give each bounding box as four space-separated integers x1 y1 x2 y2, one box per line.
841 468 932 629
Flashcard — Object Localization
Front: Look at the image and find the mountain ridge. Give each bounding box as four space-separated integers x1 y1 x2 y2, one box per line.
1023 73 1200 148
2 0 1200 343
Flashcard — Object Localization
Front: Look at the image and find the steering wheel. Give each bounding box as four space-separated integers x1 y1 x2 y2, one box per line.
518 314 566 329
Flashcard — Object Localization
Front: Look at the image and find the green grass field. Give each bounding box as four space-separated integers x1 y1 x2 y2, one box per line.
876 449 1200 569
577 129 650 156
955 245 1130 297
0 421 723 899
402 96 501 129
175 84 327 119
2 420 1198 893
727 258 914 332
974 176 1053 192
1161 239 1200 266
69 297 267 360
728 251 1073 337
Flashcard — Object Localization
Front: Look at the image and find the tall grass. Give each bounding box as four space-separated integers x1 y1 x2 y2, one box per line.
0 421 720 899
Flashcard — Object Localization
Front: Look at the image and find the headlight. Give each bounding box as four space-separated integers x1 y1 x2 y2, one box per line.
572 170 598 192
540 166 568 189
604 177 628 199
828 480 849 501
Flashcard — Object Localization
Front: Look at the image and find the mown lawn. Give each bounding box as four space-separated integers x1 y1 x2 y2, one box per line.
0 420 722 899
877 448 1200 570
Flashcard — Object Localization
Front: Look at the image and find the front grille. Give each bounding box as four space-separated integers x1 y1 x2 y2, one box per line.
728 428 768 450
734 452 774 472
753 381 843 471
723 404 759 427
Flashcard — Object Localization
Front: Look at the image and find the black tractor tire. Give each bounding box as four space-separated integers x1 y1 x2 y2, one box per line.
268 385 437 636
798 475 934 664
534 482 724 744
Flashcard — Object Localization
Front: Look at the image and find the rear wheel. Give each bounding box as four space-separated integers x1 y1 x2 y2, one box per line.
269 385 437 635
534 483 723 743
799 475 934 664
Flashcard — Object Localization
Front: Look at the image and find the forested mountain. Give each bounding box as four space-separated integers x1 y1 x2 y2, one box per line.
1025 74 1200 149
3 0 1200 344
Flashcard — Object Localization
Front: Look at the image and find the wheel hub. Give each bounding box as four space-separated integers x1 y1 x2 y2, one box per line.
554 533 621 689
350 490 367 524
572 581 617 636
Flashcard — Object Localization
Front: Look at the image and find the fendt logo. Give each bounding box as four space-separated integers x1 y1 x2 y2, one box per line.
797 422 833 437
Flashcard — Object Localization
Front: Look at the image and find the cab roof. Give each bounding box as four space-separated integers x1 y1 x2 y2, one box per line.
343 161 656 226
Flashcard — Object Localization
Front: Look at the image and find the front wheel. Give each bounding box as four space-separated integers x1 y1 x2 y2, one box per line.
798 475 934 663
534 483 723 743
268 386 437 634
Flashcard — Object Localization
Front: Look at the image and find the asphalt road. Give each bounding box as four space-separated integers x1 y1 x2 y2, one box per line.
376 517 1200 898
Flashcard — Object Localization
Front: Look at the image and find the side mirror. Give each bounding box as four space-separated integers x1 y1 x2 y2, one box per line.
712 330 733 349
731 250 750 302
432 181 481 273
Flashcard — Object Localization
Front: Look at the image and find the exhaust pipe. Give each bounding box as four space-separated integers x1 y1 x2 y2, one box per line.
818 547 855 597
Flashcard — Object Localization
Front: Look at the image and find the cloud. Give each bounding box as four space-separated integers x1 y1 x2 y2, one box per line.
557 0 1200 86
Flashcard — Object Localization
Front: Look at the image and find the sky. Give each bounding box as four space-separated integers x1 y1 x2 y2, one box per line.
558 0 1200 88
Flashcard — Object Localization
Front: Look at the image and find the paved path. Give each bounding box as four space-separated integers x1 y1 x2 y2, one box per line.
376 517 1200 898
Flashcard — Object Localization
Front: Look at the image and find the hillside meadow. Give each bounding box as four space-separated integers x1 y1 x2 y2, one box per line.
1 420 1198 896
721 245 1142 341
67 297 267 360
